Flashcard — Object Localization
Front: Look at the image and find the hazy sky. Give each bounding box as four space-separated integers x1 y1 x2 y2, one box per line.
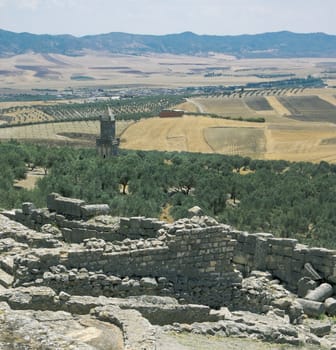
0 0 335 36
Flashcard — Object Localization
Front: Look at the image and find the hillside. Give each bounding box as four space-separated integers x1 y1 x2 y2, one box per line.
1 29 336 58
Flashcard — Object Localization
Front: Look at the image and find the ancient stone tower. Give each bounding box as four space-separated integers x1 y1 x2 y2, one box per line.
96 108 120 158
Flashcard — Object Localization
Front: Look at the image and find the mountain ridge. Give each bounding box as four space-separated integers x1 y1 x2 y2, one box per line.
1 29 336 58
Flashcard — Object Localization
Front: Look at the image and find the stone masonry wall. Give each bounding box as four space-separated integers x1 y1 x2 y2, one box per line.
231 231 336 291
13 226 241 308
4 195 336 310
4 204 166 243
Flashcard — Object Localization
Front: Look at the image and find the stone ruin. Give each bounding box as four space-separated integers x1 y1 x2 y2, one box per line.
0 194 336 349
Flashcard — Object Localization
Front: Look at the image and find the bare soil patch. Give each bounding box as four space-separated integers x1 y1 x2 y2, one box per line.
14 167 45 190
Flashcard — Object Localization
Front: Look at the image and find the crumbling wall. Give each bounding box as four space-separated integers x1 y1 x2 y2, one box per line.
231 231 336 291
4 195 336 309
13 226 242 308
4 203 165 243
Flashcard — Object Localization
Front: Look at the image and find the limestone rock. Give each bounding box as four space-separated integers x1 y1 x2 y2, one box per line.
325 297 336 316
308 320 332 337
188 206 203 217
297 277 318 298
305 283 334 302
303 263 322 281
297 298 325 317
140 277 158 289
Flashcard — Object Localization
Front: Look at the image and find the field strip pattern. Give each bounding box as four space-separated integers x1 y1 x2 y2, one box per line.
317 94 336 107
265 96 291 116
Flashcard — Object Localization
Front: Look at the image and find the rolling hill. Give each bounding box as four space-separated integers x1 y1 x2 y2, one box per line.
1 29 336 58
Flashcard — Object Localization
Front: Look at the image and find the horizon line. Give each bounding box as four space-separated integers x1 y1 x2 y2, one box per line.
0 28 333 38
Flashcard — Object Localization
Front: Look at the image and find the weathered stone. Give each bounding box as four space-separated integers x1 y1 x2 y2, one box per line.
140 277 158 289
297 298 325 317
47 193 85 218
309 320 331 337
302 262 322 281
22 202 36 215
325 297 336 316
59 291 71 301
288 301 304 324
297 277 318 298
305 283 333 302
188 206 203 217
80 204 110 219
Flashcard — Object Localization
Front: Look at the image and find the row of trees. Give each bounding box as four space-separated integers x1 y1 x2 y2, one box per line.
0 95 185 126
1 141 336 248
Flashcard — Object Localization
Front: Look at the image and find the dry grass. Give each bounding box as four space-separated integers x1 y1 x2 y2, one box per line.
121 116 264 153
266 96 291 117
264 123 336 163
193 97 259 118
204 127 266 157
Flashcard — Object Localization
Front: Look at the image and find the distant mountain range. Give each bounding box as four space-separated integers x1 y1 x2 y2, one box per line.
1 29 336 58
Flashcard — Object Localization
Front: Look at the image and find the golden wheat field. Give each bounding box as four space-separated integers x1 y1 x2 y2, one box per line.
121 91 336 163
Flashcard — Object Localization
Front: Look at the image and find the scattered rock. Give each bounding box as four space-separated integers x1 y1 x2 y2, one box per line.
188 206 203 217
308 320 332 337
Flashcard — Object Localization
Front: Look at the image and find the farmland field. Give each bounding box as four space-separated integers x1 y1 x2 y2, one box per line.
277 96 336 123
204 127 266 157
244 97 273 111
2 50 336 163
192 97 263 118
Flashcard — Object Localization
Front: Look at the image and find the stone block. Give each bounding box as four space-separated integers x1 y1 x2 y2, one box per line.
140 277 158 289
47 193 85 218
268 237 297 247
325 297 336 316
297 298 325 317
80 204 110 219
254 238 269 270
309 321 331 337
305 283 333 302
22 202 36 215
297 277 318 298
271 245 294 257
188 206 203 217
302 262 322 281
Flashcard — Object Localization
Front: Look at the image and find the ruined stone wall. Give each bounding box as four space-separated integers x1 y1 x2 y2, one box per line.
4 195 336 309
231 231 336 291
13 226 241 308
5 204 165 243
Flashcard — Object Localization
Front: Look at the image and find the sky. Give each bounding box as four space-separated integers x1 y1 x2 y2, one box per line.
0 0 335 37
